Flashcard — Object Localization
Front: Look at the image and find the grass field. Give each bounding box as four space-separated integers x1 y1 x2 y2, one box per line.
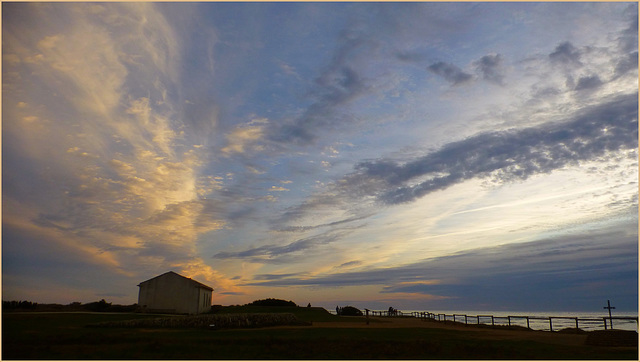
3 309 638 360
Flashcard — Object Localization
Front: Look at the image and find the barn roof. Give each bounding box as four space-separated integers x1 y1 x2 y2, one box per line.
137 271 214 291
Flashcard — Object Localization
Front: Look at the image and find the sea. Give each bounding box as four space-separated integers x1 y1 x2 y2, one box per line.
333 309 639 332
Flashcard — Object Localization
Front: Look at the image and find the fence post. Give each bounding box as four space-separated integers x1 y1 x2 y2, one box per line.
603 318 608 330
574 318 579 330
491 316 495 326
526 317 530 329
508 316 511 326
464 315 468 325
549 318 553 332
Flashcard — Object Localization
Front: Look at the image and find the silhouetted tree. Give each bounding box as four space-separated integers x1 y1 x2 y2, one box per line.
246 298 297 307
338 306 363 316
3 300 37 310
85 299 111 312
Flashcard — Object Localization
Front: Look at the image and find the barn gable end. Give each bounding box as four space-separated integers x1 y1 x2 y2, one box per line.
138 271 213 314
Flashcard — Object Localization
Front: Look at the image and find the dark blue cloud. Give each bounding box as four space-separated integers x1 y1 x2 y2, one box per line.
427 61 474 86
242 221 638 310
352 93 637 205
254 273 303 281
616 4 638 54
268 28 374 146
275 214 372 232
614 51 638 78
549 41 582 66
574 75 602 91
474 53 505 85
395 51 427 63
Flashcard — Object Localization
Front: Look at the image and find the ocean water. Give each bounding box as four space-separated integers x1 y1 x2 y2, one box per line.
398 310 639 332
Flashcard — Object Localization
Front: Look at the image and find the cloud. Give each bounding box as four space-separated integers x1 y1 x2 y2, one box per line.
616 4 638 54
243 219 637 309
255 273 305 281
574 75 602 91
2 3 237 293
213 228 358 264
275 214 371 232
267 27 376 146
270 66 369 145
336 260 363 269
614 51 638 78
380 280 443 294
549 41 582 65
352 93 637 205
221 122 266 155
427 61 474 86
395 51 426 63
474 53 505 85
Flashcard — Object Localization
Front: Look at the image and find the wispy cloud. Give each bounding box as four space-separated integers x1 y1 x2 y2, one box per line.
214 227 362 264
3 3 240 295
268 28 375 146
221 122 267 155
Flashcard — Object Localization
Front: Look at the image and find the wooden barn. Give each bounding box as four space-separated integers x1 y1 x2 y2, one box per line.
137 271 213 314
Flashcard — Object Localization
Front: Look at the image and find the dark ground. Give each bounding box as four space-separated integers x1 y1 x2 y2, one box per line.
2 309 637 360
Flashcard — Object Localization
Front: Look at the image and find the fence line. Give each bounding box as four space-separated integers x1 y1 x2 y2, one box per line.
367 310 638 332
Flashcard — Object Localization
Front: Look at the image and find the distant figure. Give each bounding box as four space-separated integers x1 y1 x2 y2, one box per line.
307 303 311 308
388 306 394 316
336 305 340 315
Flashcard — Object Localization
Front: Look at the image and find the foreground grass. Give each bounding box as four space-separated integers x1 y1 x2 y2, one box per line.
3 311 637 360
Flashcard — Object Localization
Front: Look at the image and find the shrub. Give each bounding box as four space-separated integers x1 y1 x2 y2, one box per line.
246 298 297 307
338 306 363 316
84 299 112 312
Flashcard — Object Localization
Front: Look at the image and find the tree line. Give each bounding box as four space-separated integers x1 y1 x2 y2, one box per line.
3 299 138 312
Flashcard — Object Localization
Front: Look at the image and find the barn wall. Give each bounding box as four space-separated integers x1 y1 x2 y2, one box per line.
138 273 202 314
196 287 212 313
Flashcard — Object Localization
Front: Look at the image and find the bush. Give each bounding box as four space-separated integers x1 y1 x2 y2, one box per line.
84 299 112 312
246 298 297 307
338 306 363 316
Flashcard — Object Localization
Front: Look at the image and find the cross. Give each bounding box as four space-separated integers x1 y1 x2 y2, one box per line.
603 299 615 329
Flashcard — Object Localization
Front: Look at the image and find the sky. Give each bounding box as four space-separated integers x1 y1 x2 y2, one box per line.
3 2 638 313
